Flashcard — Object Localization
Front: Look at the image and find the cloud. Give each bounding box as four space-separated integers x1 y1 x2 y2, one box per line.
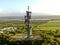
0 8 3 13
31 0 60 15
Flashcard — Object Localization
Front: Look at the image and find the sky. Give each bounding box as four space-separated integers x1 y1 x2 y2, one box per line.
0 0 60 16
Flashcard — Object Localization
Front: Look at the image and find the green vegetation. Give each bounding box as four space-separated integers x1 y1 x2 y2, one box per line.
0 30 60 45
0 19 60 45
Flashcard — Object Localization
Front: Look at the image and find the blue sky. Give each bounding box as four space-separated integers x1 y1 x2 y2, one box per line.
0 0 38 13
0 0 60 15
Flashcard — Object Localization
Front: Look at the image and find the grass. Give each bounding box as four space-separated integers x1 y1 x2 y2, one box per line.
32 19 60 31
0 19 60 31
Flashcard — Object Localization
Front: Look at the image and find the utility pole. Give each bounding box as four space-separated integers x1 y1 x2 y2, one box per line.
25 6 32 38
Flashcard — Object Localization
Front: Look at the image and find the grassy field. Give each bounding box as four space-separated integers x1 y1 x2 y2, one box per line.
31 20 60 31
0 19 60 31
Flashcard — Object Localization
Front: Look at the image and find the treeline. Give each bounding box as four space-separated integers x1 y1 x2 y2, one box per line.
0 30 60 45
0 39 58 45
0 38 59 45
